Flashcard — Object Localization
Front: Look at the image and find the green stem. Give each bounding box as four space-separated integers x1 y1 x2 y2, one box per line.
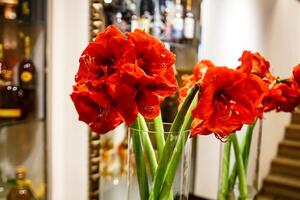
149 85 199 200
243 120 257 171
153 113 165 158
231 133 249 200
159 93 199 200
218 140 232 200
153 114 174 200
131 120 149 200
228 121 257 192
138 114 158 177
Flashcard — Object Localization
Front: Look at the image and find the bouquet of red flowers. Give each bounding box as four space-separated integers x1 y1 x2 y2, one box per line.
71 26 300 200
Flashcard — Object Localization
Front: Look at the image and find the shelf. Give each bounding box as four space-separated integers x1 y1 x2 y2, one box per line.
0 118 45 129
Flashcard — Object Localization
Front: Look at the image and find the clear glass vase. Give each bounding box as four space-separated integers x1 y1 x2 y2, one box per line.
128 122 192 200
218 122 262 200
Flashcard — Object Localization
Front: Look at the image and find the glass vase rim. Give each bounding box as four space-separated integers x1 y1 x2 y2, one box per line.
128 121 191 135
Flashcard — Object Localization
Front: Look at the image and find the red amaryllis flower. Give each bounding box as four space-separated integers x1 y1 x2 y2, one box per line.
237 51 276 83
293 64 300 86
114 30 178 123
70 82 123 134
179 60 214 104
127 29 176 76
71 26 178 133
262 80 300 112
75 25 135 82
191 67 268 138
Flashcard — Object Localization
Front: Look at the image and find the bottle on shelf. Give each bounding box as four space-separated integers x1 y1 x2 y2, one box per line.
0 0 20 69
17 0 31 23
113 12 128 32
18 36 36 117
0 41 24 121
7 166 37 200
130 14 138 32
19 36 35 90
17 0 46 23
183 0 195 42
140 0 154 16
152 1 162 38
138 11 151 33
103 0 115 26
159 0 166 13
171 0 184 42
0 43 13 86
118 0 135 27
139 0 154 33
2 0 18 20
163 0 174 41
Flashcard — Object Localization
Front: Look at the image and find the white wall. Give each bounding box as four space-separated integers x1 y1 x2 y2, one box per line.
47 0 89 200
195 0 300 199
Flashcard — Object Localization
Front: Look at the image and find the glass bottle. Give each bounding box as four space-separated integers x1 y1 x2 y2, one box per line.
117 0 134 27
0 43 13 86
140 0 154 16
130 14 139 32
183 0 195 42
18 36 36 117
7 166 37 200
172 0 184 42
113 12 127 32
3 1 17 20
1 1 20 69
17 0 31 23
139 11 152 33
103 0 115 26
152 1 162 38
163 1 174 41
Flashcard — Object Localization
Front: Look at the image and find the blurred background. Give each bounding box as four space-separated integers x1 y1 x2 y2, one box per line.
0 0 300 199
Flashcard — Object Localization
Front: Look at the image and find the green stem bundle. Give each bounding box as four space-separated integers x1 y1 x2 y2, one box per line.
131 120 149 200
149 85 199 200
228 121 257 192
218 139 232 200
231 134 249 200
153 113 166 158
159 93 199 200
138 114 158 177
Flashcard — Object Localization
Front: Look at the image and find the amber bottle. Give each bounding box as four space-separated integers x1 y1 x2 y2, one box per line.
18 36 36 117
7 166 36 200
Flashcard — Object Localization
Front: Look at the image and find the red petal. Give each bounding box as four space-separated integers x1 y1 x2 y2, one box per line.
136 89 160 119
115 84 138 125
70 91 98 124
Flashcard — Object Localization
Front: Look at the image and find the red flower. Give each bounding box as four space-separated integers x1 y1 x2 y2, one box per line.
237 51 275 83
75 25 135 83
262 80 300 112
193 60 215 80
71 26 178 134
114 30 178 123
127 29 176 76
191 67 267 138
179 60 214 104
70 82 123 134
293 64 300 86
